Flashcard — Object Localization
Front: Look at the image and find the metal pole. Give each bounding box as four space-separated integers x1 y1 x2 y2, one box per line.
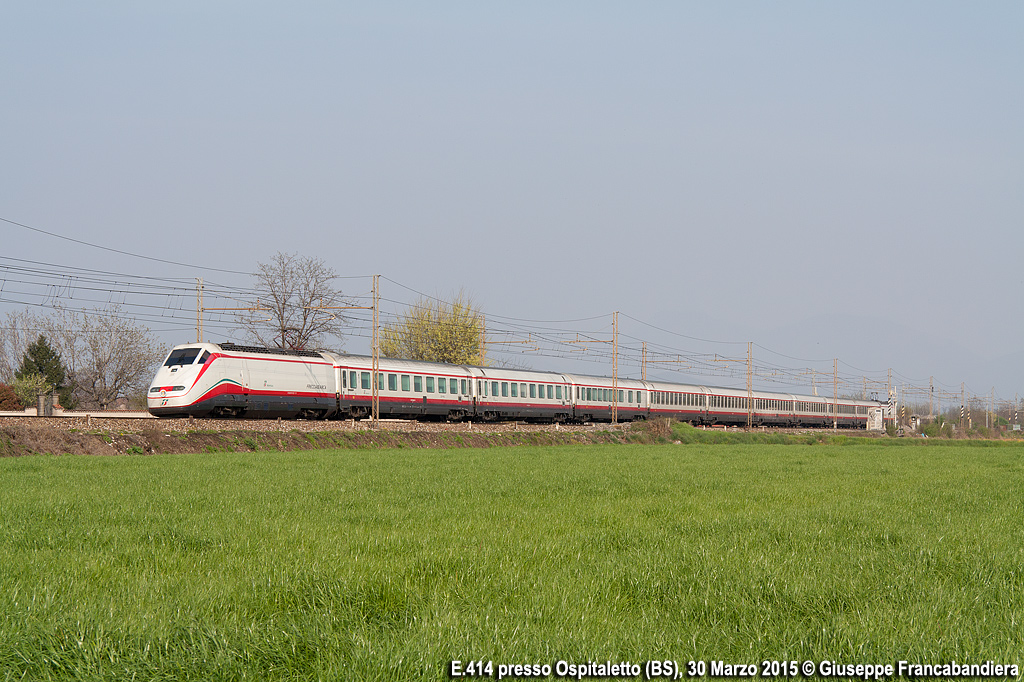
929 376 933 418
833 359 838 430
196 278 204 343
611 311 618 425
746 342 753 430
372 274 379 427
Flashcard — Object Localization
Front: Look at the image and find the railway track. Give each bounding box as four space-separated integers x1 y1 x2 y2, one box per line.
0 414 625 435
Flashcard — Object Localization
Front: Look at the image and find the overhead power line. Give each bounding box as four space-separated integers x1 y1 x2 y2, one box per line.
1 215 254 275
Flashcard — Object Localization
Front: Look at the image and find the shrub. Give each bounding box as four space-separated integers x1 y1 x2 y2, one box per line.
0 383 23 410
12 374 49 408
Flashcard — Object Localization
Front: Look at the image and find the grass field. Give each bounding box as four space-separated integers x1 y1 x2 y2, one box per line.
1 441 1022 680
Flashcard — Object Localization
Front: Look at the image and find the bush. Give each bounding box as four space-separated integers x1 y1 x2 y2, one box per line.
12 374 49 408
0 383 22 410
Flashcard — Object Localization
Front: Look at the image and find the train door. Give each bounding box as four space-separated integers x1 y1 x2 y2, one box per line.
240 359 249 396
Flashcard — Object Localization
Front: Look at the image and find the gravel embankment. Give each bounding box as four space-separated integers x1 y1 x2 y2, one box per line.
0 415 618 434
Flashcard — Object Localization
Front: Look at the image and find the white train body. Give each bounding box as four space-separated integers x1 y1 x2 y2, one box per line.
148 343 339 419
148 342 885 428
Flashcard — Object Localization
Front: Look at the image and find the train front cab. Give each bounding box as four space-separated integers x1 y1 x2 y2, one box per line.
148 343 224 417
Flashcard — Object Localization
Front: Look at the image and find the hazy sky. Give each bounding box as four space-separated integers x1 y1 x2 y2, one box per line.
2 3 1021 403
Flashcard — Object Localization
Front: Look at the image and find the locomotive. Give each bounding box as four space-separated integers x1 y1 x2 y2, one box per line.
148 342 887 428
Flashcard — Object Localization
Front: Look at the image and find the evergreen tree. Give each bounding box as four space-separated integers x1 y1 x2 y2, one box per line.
15 334 74 408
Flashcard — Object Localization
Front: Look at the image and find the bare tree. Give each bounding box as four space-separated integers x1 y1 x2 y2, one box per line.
62 307 163 409
0 309 40 383
0 305 162 409
237 252 348 350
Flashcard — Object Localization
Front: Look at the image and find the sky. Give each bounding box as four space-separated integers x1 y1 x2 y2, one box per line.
2 2 1022 405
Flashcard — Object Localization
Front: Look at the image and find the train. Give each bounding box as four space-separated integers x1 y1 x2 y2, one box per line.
147 342 889 429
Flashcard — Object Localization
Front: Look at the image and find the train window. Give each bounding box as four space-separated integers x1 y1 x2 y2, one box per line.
510 383 518 397
360 372 371 390
628 391 633 403
342 371 347 389
556 386 562 400
426 377 435 393
487 381 495 396
163 347 201 366
437 378 446 394
585 387 590 400
461 379 467 395
619 390 624 402
388 374 398 391
415 376 423 392
350 371 357 388
547 385 553 399
450 378 458 394
531 385 538 399
378 373 385 390
198 351 211 364
402 375 411 391
501 382 508 397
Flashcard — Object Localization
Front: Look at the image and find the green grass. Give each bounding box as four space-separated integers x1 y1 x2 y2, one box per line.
1 444 1022 680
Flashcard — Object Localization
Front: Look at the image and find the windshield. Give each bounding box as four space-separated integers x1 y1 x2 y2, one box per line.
163 347 202 367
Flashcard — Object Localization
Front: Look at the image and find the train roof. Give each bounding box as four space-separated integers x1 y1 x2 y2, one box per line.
217 342 326 359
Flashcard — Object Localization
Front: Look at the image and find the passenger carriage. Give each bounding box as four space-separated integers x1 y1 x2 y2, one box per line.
567 374 649 422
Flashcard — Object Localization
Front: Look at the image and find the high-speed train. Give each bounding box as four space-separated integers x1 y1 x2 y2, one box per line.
148 342 887 428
